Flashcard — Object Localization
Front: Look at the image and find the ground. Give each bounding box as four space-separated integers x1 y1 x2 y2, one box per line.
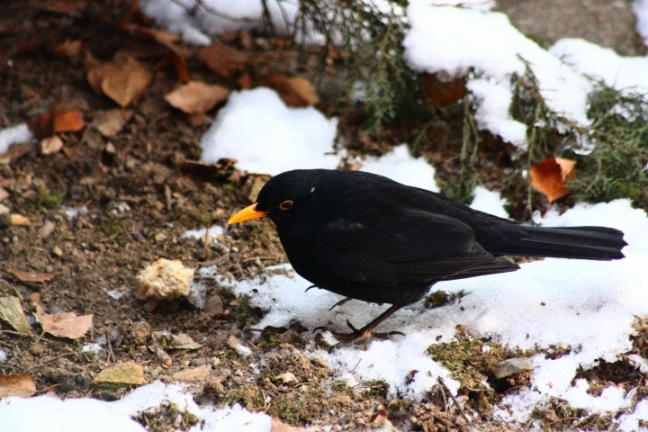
0 0 646 431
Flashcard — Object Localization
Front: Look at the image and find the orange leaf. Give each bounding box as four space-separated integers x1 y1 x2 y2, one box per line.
530 157 577 203
198 41 248 78
259 75 320 107
164 81 230 115
420 73 467 107
53 108 85 133
8 269 56 283
34 305 93 339
0 373 36 398
100 57 152 107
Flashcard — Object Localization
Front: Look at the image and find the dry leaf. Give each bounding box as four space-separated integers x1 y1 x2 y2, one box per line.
530 157 576 203
53 108 85 133
259 75 320 107
100 57 152 107
420 73 467 107
0 143 34 164
40 135 63 155
92 109 132 137
198 41 248 78
129 26 189 82
34 305 93 339
8 269 57 283
173 365 210 382
237 73 252 89
164 81 230 115
86 62 113 95
53 39 82 58
29 108 85 139
0 374 36 398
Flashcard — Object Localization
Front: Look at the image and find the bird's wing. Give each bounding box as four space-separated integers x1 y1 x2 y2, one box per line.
315 209 488 286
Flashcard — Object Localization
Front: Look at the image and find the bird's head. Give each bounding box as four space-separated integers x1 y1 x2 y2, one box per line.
227 169 328 226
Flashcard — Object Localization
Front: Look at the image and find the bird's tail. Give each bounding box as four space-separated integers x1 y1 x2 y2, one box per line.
489 225 626 260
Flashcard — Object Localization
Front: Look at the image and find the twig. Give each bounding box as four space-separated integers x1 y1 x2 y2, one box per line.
437 376 471 425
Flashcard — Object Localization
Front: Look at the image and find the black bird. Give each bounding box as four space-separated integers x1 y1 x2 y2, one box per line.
228 169 626 343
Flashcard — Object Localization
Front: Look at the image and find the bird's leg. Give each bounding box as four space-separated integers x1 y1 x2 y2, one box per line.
329 297 353 311
327 304 406 348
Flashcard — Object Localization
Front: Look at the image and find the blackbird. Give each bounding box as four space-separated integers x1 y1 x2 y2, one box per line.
228 169 626 343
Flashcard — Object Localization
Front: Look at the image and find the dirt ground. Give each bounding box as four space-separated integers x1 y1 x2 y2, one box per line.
1 1 647 431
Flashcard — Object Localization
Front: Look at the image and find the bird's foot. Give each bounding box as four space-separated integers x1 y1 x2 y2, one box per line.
328 297 353 311
314 320 405 351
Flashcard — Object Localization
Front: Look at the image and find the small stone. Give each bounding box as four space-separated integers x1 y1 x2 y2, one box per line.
153 347 172 368
52 246 64 257
38 221 56 238
276 372 298 384
204 295 224 316
154 232 167 242
495 357 534 379
48 305 64 315
173 365 210 382
92 362 145 387
129 321 152 346
190 357 207 367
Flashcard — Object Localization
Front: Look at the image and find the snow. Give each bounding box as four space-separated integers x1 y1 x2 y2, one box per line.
356 144 439 192
4 1 648 431
0 349 7 362
200 88 339 175
0 382 271 432
550 38 648 93
0 123 33 154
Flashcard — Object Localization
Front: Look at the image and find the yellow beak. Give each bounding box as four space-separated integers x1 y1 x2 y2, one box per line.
228 203 268 224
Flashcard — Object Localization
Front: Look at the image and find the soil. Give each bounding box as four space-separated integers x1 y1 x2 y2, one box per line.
1 1 647 431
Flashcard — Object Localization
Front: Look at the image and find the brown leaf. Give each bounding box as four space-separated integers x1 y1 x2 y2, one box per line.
52 39 82 58
39 135 63 155
100 57 152 107
86 62 112 95
173 365 210 382
0 373 36 398
92 109 132 137
237 73 252 89
8 269 55 283
53 108 85 133
0 143 34 164
259 75 320 107
530 157 577 203
33 305 93 339
198 41 248 78
420 73 467 107
164 81 230 115
129 26 190 82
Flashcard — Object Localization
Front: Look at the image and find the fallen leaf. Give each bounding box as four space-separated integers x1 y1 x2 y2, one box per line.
420 73 467 107
0 374 36 398
92 109 132 137
8 269 56 283
53 108 85 133
93 362 145 387
198 41 248 78
0 187 8 201
173 365 210 382
259 75 319 107
39 135 63 155
33 305 93 339
28 108 85 139
187 112 210 126
128 26 189 82
52 39 82 58
0 296 31 333
164 81 230 115
0 143 34 164
530 157 576 203
170 333 202 350
100 57 152 107
237 73 252 89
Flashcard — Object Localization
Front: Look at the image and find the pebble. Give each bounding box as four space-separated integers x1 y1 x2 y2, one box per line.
39 221 56 238
49 305 64 314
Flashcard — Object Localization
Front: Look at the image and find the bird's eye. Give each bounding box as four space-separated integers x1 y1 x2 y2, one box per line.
279 200 293 210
